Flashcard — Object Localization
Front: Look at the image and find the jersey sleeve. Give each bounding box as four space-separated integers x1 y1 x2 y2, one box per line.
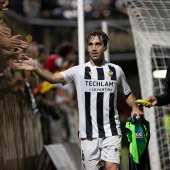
60 66 78 84
117 67 131 95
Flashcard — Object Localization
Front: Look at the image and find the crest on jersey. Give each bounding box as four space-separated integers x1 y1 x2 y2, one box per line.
135 132 143 138
108 70 113 76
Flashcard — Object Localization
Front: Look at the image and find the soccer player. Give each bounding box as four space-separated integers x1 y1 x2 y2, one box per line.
13 30 143 170
144 61 170 107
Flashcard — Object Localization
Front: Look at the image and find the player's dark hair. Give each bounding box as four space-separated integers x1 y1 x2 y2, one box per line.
87 30 109 46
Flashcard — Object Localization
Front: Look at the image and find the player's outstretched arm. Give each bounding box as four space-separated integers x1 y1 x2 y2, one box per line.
14 55 65 84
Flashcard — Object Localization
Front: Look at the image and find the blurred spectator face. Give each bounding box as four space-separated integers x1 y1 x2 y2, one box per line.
38 47 49 63
66 50 75 62
0 0 5 10
40 53 48 63
26 42 39 59
3 66 12 81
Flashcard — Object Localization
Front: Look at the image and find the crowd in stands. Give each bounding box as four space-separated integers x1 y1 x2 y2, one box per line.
9 0 128 20
25 40 79 144
0 0 79 150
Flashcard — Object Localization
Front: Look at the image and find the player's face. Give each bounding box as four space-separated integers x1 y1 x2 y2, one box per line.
0 0 5 10
87 36 107 65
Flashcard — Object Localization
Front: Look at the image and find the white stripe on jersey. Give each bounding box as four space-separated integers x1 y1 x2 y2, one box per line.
61 61 131 138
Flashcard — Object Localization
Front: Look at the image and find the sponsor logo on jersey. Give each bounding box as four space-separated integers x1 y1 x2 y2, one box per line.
84 80 116 92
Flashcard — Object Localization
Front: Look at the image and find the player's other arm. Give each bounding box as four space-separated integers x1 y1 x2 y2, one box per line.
124 92 143 119
14 55 65 84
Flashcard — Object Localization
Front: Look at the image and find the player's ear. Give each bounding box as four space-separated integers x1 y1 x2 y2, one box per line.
104 46 108 51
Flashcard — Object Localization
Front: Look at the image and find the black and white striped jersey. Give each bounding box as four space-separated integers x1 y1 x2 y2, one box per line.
61 61 131 138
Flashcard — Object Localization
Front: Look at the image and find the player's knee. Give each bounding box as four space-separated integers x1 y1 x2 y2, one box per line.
105 162 119 170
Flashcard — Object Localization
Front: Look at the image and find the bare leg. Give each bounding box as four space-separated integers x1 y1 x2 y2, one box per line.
105 162 119 170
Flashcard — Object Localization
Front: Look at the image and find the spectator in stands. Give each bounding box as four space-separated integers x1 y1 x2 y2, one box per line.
23 0 41 18
41 41 77 143
43 41 75 73
84 0 128 20
25 41 39 59
8 0 24 15
0 19 28 60
34 44 49 68
9 0 128 20
40 0 63 19
115 0 128 16
24 42 48 89
0 5 28 85
0 17 25 61
0 2 44 168
0 1 28 53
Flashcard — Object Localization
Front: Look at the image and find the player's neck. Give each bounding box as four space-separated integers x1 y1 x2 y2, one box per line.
90 59 106 67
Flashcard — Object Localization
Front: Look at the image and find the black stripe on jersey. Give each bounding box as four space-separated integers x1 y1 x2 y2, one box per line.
108 65 116 80
97 68 104 80
84 66 92 137
96 68 105 137
85 92 92 138
109 92 118 135
97 92 105 137
84 66 91 79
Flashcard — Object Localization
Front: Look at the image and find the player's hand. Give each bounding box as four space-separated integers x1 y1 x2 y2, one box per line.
131 106 143 119
14 55 36 71
145 96 157 107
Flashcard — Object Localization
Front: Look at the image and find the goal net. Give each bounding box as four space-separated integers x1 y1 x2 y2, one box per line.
122 0 170 170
